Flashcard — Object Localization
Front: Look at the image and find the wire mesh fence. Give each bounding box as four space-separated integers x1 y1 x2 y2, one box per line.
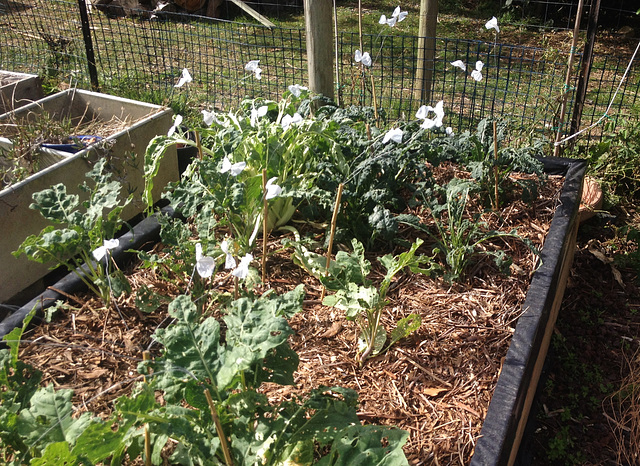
1 0 638 145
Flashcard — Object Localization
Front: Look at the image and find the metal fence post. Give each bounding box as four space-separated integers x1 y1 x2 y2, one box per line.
77 0 100 92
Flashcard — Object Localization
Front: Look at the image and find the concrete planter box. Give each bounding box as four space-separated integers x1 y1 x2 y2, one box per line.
0 89 178 303
0 70 44 114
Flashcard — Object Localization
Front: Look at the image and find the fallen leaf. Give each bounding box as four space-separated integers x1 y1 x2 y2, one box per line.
589 247 611 264
423 387 447 397
320 321 342 338
611 265 625 288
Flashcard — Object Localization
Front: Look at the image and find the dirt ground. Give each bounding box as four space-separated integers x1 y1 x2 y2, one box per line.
530 205 640 465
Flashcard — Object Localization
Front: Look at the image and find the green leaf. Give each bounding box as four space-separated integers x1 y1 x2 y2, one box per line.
72 420 130 464
318 424 409 465
359 324 387 356
29 184 80 224
387 314 421 350
150 295 224 399
31 441 78 465
17 385 93 452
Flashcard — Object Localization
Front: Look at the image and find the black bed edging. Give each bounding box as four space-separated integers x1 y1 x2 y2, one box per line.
0 205 175 342
471 156 587 466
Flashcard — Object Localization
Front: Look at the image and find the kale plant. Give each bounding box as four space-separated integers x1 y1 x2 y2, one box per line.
13 159 131 306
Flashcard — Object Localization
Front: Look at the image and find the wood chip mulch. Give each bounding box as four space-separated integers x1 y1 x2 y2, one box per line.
16 170 565 465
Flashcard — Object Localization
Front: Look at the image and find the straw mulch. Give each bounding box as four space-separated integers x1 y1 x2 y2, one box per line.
16 170 564 464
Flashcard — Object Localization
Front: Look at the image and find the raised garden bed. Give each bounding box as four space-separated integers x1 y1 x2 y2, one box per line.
0 97 586 464
0 89 178 303
0 70 43 114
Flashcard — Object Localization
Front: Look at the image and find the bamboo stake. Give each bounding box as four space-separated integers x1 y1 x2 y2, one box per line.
195 130 203 160
262 169 268 284
142 351 151 383
321 183 344 301
493 121 499 210
205 388 234 466
144 424 152 466
554 0 585 156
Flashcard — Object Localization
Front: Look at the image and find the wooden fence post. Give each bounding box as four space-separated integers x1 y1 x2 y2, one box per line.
304 0 334 100
415 0 438 103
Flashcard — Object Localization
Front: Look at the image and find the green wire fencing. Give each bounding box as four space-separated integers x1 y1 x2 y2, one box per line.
1 0 638 144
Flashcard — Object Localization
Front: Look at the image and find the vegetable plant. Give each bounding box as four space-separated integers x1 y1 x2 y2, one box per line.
410 178 538 282
434 118 545 209
0 288 411 465
13 158 131 306
293 238 435 364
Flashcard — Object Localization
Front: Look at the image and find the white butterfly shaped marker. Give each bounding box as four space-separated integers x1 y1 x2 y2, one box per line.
485 16 500 33
232 253 253 279
195 243 215 278
354 49 372 67
471 61 484 82
245 60 262 80
174 68 192 88
220 156 246 176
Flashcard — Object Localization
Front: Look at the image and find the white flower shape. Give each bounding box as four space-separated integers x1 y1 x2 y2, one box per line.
416 100 445 129
195 243 215 278
220 156 246 176
93 238 119 262
232 253 253 279
245 60 262 80
382 127 403 144
450 60 466 71
250 105 268 127
202 109 227 127
174 68 192 88
220 239 236 270
379 6 408 27
485 16 500 33
287 83 308 98
354 49 372 67
446 127 454 137
281 113 303 130
471 61 484 81
265 177 282 200
168 114 183 137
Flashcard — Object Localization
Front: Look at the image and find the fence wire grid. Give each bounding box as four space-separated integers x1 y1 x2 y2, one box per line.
1 0 639 144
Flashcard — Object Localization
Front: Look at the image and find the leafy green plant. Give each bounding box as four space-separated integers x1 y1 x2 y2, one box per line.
293 238 435 364
13 158 131 306
410 178 537 282
434 118 545 209
299 107 439 248
581 117 640 204
1 288 410 465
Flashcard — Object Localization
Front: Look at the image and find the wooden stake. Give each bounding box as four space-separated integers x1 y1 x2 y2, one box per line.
262 169 268 284
142 351 151 383
195 130 203 160
493 121 499 210
321 183 344 301
205 388 234 466
144 424 152 466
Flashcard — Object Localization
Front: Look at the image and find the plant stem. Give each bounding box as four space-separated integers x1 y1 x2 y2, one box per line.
262 169 268 284
205 388 235 466
321 183 343 301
